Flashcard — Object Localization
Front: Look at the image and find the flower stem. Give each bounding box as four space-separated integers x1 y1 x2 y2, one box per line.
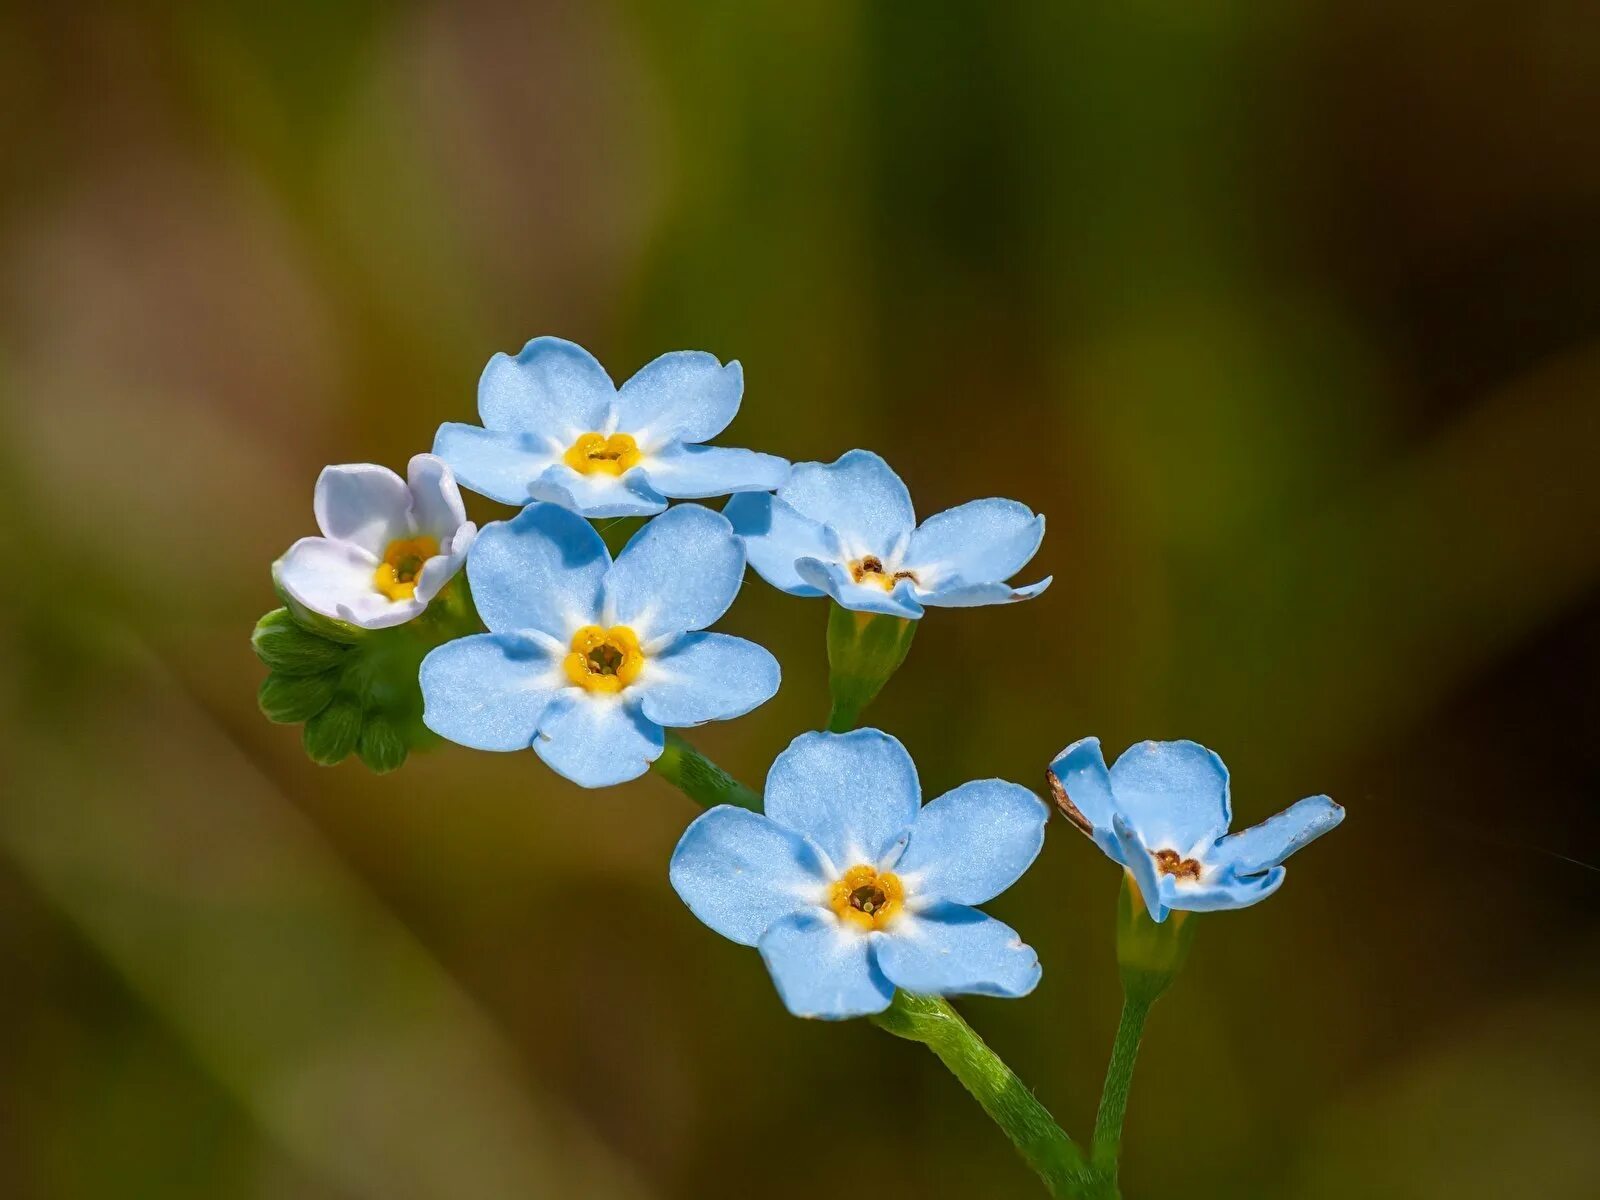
1089 992 1153 1179
651 732 762 811
872 992 1093 1196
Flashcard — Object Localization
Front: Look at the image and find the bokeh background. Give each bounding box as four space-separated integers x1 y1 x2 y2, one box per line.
2 3 1598 1197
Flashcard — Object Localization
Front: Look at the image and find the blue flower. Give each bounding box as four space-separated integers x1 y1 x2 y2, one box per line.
1047 738 1344 922
274 454 477 630
671 729 1047 1019
433 336 790 518
725 450 1050 618
419 503 780 787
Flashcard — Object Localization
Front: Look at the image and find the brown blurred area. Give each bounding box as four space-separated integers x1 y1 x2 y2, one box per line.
1 3 1597 1198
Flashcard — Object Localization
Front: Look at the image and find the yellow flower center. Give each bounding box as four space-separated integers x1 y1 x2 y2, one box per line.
829 865 905 931
563 625 645 694
372 535 440 601
849 555 918 592
564 431 642 476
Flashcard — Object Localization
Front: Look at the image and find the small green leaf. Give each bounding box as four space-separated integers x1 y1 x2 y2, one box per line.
303 695 362 765
356 716 408 774
258 671 340 724
252 609 350 674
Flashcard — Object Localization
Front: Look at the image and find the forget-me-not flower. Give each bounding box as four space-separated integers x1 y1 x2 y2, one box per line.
725 450 1050 619
274 454 477 630
434 336 790 518
1048 738 1344 922
419 502 779 788
671 729 1047 1019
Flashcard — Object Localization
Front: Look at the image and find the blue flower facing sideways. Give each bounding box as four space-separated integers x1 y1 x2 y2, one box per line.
671 729 1048 1019
726 450 1050 619
1048 738 1344 922
434 336 790 518
419 503 780 787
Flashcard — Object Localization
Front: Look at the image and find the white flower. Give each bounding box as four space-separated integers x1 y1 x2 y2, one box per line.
274 454 477 630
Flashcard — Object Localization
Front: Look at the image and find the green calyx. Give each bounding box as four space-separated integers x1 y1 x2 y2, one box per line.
252 576 482 773
824 602 918 732
1114 873 1198 1004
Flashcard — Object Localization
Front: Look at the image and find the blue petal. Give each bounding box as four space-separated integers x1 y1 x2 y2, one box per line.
757 911 894 1019
615 351 743 447
478 336 615 437
526 462 668 519
669 807 829 946
917 576 1052 608
906 499 1045 587
794 557 925 619
603 504 744 639
778 450 915 557
531 693 664 787
1047 737 1119 851
432 424 553 506
1215 796 1344 875
763 729 921 870
466 504 608 637
1113 814 1167 922
1108 740 1232 854
895 780 1048 905
874 903 1041 999
419 632 566 751
724 493 830 596
642 443 791 499
638 632 780 727
1163 868 1285 913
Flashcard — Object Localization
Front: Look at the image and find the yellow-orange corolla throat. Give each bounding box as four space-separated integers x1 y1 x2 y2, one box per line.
829 865 905 931
849 555 918 592
563 625 645 694
373 535 440 601
564 431 642 476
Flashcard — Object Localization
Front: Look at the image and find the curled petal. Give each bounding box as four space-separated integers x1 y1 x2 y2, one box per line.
794 558 925 619
642 443 790 499
314 463 411 556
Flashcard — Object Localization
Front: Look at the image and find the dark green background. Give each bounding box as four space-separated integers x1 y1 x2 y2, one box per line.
2 3 1597 1197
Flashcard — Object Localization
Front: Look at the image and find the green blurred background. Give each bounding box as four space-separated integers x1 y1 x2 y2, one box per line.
2 3 1598 1197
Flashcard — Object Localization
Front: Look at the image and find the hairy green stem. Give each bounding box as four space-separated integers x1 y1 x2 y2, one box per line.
651 733 762 811
872 993 1093 1196
1089 992 1152 1180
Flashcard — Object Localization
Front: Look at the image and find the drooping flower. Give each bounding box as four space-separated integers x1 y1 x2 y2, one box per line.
725 450 1050 619
671 729 1047 1019
1047 738 1344 922
433 336 790 518
274 455 477 630
419 502 779 787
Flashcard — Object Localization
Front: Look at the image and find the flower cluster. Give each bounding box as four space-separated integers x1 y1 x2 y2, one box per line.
255 334 1344 1027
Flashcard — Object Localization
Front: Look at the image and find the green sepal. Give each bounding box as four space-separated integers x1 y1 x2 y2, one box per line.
356 716 408 774
303 694 363 765
1115 873 1198 1004
253 572 485 772
824 602 918 732
252 609 351 675
257 670 340 724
